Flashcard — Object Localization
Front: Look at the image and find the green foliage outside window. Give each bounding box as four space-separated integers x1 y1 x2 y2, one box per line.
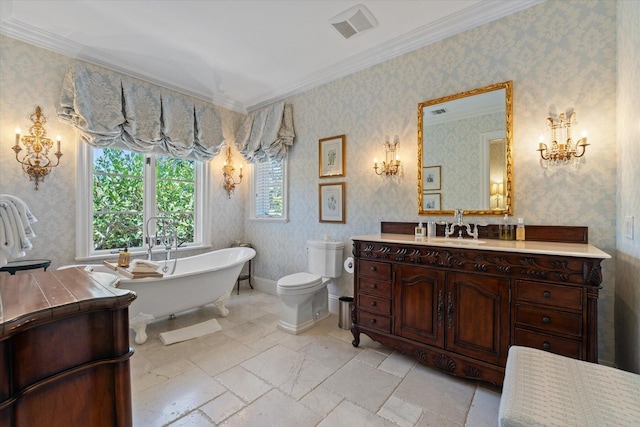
92 148 195 251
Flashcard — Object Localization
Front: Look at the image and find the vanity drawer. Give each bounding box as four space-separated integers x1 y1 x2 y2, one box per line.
514 328 583 360
358 294 391 316
358 260 391 280
358 310 391 334
515 280 582 311
357 277 392 298
515 305 582 337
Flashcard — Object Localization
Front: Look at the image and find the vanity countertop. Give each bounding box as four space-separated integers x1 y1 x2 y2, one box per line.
351 233 611 259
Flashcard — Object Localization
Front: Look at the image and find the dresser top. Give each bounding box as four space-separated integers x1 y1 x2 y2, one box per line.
351 233 611 259
0 267 136 338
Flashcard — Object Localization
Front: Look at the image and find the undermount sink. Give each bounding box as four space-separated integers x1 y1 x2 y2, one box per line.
425 237 486 245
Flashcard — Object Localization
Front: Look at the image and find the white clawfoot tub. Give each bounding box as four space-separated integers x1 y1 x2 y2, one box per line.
63 247 255 344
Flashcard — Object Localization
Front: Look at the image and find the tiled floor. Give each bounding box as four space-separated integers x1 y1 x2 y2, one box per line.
131 289 502 426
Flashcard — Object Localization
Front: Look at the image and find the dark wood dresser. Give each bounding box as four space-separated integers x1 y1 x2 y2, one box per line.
0 267 136 427
350 224 610 386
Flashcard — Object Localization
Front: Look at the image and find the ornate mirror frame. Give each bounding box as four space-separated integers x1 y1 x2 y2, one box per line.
418 81 513 216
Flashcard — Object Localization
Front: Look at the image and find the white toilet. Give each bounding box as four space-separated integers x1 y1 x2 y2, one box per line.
276 240 344 334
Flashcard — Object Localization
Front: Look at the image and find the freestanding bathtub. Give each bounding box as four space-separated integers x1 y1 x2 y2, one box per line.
66 247 256 344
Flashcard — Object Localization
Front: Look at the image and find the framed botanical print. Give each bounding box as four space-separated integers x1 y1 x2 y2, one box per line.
319 182 345 223
422 193 441 210
319 135 345 178
422 165 441 191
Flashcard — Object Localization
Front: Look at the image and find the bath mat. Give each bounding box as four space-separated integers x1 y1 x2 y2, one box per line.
159 318 222 345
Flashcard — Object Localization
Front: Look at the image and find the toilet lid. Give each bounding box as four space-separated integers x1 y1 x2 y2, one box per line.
277 272 323 290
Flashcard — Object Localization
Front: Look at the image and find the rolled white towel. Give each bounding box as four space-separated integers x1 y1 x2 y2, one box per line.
0 194 37 237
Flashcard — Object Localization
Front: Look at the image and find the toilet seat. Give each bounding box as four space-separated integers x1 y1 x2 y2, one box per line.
277 272 324 294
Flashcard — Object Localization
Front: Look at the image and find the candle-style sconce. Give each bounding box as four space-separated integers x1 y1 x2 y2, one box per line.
12 106 63 190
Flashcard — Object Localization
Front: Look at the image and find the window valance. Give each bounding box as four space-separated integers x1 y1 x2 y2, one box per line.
58 64 225 161
235 102 295 163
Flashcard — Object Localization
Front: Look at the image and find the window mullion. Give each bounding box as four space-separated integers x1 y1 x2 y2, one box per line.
144 155 157 222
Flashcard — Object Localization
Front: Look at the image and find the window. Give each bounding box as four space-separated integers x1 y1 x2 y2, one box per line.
77 144 209 259
250 158 288 221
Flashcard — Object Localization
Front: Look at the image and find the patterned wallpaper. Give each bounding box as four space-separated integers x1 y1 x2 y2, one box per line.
245 0 618 365
0 0 621 366
615 0 640 374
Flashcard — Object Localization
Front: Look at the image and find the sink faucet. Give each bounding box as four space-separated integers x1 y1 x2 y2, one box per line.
445 209 479 240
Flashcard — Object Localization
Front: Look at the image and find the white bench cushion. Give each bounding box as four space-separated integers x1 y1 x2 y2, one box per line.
499 346 640 427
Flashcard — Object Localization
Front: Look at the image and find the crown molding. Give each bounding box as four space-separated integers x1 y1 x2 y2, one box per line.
2 0 542 114
246 0 543 111
0 15 246 113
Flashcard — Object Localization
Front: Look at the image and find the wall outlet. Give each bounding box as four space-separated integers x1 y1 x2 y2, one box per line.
624 216 634 240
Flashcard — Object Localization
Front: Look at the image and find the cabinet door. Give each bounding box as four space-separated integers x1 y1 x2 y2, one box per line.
393 265 445 347
445 272 510 366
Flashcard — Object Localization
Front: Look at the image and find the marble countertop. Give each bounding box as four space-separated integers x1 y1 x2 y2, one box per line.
351 233 611 259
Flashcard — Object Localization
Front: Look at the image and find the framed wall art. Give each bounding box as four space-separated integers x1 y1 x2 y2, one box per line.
422 193 441 210
422 165 441 191
319 134 345 178
319 182 345 223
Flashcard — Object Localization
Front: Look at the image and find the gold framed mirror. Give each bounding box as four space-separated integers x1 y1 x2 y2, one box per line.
418 81 513 216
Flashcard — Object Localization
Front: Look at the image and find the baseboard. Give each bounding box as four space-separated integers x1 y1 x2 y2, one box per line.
251 276 277 295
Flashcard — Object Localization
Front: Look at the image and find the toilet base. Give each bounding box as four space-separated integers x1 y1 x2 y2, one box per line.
277 310 330 335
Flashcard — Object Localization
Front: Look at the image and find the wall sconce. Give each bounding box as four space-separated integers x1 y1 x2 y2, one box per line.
222 145 242 198
537 105 589 167
490 182 504 209
12 106 62 190
373 135 402 179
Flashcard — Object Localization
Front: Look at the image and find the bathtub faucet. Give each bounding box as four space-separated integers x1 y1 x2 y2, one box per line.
145 217 178 262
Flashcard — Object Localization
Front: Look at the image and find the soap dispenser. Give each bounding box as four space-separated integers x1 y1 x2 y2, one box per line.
118 247 130 268
415 222 425 237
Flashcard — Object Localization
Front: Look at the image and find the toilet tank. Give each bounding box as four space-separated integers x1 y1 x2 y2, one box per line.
307 240 344 278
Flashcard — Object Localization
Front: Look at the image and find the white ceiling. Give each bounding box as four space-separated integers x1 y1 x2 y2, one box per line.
0 0 541 113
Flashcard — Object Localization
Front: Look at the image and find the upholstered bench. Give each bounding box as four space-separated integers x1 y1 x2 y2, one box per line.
499 346 640 426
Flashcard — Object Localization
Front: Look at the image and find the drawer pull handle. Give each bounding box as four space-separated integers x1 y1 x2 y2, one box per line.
542 316 551 324
370 319 377 324
542 342 551 350
370 284 377 289
543 291 551 298
370 301 377 307
370 266 377 272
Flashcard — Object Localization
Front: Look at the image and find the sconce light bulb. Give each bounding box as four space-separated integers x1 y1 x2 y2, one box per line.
581 129 588 138
538 134 544 143
15 127 21 135
57 135 61 141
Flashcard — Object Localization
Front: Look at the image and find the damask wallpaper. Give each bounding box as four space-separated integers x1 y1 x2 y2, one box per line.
0 0 623 366
245 0 618 365
615 0 640 374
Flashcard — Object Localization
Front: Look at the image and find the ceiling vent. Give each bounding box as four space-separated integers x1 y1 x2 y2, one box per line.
330 4 378 40
430 108 449 115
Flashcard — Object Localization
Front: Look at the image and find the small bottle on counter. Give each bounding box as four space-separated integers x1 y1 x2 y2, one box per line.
427 221 436 238
118 247 130 267
516 218 526 241
415 222 425 237
500 214 513 240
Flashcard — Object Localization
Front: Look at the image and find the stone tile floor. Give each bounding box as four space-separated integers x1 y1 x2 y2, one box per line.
131 290 502 426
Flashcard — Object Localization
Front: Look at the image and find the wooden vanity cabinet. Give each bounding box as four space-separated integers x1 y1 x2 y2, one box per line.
351 238 605 386
0 268 136 427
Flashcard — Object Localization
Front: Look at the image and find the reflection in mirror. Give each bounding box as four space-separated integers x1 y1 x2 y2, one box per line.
418 81 513 216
